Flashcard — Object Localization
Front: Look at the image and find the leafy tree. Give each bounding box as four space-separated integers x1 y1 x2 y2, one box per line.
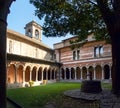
30 0 120 94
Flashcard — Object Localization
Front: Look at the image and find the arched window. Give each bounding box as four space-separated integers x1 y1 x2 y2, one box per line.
73 50 80 60
35 29 39 38
99 46 103 56
94 46 103 57
94 47 99 57
27 29 32 37
77 50 80 60
73 51 76 60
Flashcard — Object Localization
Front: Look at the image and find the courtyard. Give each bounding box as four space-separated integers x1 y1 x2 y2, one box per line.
7 82 112 108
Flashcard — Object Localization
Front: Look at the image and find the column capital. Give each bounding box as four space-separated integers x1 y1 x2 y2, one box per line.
101 63 104 68
86 64 89 68
73 67 76 69
109 63 112 67
93 64 96 68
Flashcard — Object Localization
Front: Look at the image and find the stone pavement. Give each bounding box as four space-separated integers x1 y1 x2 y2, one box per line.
7 97 22 108
64 89 120 108
100 90 120 108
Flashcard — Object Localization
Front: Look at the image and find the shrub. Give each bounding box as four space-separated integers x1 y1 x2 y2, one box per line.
29 80 34 87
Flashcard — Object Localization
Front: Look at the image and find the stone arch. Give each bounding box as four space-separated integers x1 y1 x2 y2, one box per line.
38 67 42 81
32 66 37 81
66 68 70 79
82 66 87 79
35 29 39 38
95 65 102 79
17 65 23 83
76 67 81 79
25 66 31 82
104 64 110 79
7 64 15 84
71 67 75 79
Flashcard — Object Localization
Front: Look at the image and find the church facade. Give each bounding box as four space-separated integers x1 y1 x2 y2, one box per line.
7 21 60 88
54 34 112 82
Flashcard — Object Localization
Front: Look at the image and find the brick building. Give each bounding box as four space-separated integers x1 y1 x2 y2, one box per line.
6 21 112 88
54 34 112 82
7 21 60 88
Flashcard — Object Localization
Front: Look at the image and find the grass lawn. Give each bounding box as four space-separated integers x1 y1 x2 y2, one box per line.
7 82 112 108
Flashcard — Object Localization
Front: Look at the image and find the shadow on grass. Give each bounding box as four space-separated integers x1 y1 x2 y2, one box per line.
7 82 111 108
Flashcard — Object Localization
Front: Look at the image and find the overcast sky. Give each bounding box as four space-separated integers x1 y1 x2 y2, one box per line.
7 0 72 48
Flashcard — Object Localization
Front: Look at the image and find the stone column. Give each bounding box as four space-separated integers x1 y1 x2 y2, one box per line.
14 65 17 83
74 67 77 80
53 70 55 80
30 69 32 81
101 65 104 80
80 67 83 80
93 66 96 80
36 68 38 82
86 67 89 80
41 70 43 81
109 64 112 79
69 68 71 80
23 69 25 83
50 70 52 80
59 68 62 80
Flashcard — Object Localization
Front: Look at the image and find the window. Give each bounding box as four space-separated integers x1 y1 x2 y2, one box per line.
73 50 80 60
27 29 32 37
77 50 80 60
94 46 103 58
99 46 103 56
94 47 99 57
35 29 39 38
94 47 97 57
73 51 76 60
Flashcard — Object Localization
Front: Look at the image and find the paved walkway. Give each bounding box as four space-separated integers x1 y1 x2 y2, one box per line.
7 97 22 108
7 100 18 108
64 89 120 108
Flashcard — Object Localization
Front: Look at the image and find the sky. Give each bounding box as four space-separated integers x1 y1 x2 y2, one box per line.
7 0 72 48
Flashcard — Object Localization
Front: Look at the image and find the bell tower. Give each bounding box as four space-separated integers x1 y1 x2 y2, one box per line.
24 20 42 41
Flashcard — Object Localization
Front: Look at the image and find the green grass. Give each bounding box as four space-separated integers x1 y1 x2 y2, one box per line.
7 82 112 108
7 82 80 107
102 83 112 89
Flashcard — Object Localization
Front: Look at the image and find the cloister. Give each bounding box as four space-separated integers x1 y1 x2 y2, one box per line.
60 63 112 81
7 62 59 87
5 21 113 88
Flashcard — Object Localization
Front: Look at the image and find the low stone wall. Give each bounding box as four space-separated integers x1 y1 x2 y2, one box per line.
7 80 57 88
7 83 23 89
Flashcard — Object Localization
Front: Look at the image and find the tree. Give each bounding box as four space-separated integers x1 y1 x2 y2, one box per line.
30 0 120 94
0 0 15 107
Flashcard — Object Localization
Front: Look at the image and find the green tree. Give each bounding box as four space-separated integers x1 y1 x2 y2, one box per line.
30 0 120 94
0 0 15 107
